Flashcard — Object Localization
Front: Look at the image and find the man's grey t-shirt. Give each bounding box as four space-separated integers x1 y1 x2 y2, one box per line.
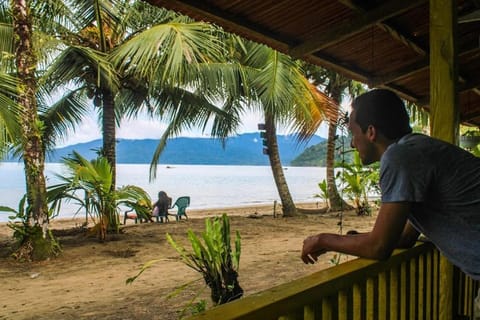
380 133 480 280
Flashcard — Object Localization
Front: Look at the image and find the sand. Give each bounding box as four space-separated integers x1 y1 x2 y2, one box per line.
0 203 376 320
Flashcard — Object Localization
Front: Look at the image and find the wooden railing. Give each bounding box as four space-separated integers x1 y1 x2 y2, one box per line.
190 242 479 320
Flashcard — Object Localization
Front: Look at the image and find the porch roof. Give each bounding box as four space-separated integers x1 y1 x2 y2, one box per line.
145 0 480 127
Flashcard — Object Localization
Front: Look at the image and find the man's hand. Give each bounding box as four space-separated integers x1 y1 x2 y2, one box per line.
301 235 327 264
300 203 414 263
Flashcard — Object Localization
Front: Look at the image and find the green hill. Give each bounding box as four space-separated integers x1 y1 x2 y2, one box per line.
291 136 353 166
40 133 325 165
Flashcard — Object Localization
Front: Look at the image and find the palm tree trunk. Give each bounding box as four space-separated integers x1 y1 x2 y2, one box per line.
264 113 297 217
101 89 118 236
12 0 56 260
326 87 353 212
102 89 116 189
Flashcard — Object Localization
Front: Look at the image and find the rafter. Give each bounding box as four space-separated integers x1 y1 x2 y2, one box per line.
146 0 296 52
368 44 480 87
338 0 427 56
289 0 427 57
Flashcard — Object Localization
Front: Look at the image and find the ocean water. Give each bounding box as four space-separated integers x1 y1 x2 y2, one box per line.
0 162 327 222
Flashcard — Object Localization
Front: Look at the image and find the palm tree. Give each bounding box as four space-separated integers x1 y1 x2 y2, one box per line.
7 0 64 260
47 151 153 239
237 43 335 217
303 66 364 211
0 0 94 257
117 33 336 217
41 2 236 235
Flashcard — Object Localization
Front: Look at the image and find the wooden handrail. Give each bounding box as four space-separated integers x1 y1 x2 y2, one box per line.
189 242 478 320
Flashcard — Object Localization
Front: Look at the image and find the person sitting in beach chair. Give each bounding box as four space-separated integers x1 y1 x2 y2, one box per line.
123 197 154 224
152 191 172 223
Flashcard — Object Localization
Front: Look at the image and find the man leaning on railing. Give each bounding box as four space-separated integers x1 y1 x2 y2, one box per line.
301 89 480 289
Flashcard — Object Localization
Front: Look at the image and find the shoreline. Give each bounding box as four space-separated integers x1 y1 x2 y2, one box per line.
0 201 325 238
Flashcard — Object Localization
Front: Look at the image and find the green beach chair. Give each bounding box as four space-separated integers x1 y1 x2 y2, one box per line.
170 196 190 221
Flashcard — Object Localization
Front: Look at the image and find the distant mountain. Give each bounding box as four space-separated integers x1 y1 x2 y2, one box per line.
41 133 325 165
291 136 353 166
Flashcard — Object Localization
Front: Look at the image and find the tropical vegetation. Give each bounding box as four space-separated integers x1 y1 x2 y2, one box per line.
335 151 380 216
0 0 59 260
46 151 152 238
0 0 336 258
301 66 365 212
166 214 242 306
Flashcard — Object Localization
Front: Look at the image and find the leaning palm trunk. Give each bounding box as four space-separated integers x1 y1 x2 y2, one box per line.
264 113 297 217
11 0 58 260
326 119 352 211
326 88 353 212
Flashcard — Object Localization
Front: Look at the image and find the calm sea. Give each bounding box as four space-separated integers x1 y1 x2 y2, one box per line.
0 163 326 222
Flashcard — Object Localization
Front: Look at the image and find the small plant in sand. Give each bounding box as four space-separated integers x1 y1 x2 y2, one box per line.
314 179 330 209
46 151 152 239
167 214 243 306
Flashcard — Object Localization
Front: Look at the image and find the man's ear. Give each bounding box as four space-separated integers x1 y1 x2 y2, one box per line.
366 125 377 142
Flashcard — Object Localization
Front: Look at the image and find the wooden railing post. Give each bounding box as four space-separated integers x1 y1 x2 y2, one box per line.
439 256 454 320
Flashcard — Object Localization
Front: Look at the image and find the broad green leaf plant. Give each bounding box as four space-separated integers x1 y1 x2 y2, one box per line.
336 151 380 216
166 214 243 305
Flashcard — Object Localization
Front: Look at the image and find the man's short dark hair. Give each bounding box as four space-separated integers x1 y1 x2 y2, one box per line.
351 89 412 140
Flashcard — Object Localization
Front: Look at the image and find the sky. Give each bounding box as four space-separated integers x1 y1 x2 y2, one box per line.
58 110 330 147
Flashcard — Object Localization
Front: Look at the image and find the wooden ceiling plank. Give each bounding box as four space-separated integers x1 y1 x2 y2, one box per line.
306 53 370 83
147 0 293 50
289 0 427 57
338 0 427 56
369 59 429 87
378 83 420 102
369 45 480 87
375 23 427 56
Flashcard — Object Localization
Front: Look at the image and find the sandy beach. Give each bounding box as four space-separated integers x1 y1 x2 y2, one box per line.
0 203 376 320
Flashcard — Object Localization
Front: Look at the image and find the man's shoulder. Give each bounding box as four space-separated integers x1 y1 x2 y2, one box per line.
398 133 430 144
383 134 427 163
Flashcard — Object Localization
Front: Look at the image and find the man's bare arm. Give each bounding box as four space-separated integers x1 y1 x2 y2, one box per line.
301 202 413 263
347 219 419 248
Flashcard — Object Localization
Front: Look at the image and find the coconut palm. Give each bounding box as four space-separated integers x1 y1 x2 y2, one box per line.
6 0 64 260
0 0 94 257
117 33 336 217
236 43 336 217
43 1 233 181
47 151 153 239
39 1 240 235
303 65 364 211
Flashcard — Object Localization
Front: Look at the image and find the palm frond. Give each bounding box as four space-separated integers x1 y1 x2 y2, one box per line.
0 72 20 156
111 21 226 86
291 80 339 142
42 45 120 94
40 87 90 151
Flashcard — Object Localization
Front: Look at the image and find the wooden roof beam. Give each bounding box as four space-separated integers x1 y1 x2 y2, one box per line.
289 0 427 57
338 0 427 56
369 45 480 87
305 53 370 83
145 0 294 51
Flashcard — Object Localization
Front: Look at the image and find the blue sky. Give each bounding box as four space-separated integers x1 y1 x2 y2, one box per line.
59 110 330 147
